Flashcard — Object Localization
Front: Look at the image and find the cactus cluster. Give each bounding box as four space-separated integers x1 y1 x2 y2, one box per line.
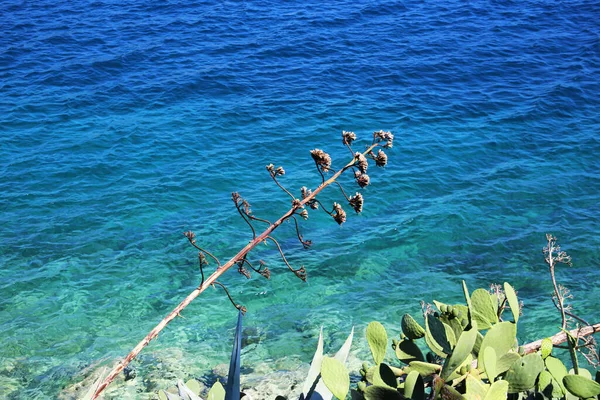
350 281 600 400
147 278 598 400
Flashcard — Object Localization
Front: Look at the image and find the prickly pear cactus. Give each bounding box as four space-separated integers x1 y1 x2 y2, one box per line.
471 288 498 330
504 353 544 393
393 338 424 364
403 370 424 400
540 337 553 359
354 280 598 400
366 321 388 365
478 321 517 371
401 313 425 340
563 374 600 398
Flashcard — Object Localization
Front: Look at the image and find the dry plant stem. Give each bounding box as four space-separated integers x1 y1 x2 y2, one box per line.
464 323 600 372
548 255 567 331
92 143 379 398
521 323 600 355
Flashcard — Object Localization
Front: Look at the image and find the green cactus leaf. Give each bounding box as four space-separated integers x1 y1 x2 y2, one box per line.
441 321 478 381
563 374 600 398
424 330 446 357
367 321 388 365
503 283 519 324
365 365 378 384
465 375 489 400
395 338 424 364
311 327 355 398
321 356 350 400
540 338 553 359
495 352 520 375
478 321 516 370
472 331 484 356
401 314 425 340
351 389 366 400
483 380 508 400
207 380 226 400
545 355 567 393
471 289 498 328
550 376 565 398
472 311 492 331
443 322 458 349
364 385 403 400
372 363 397 389
453 304 469 320
504 353 544 393
426 314 452 356
537 369 552 391
537 370 556 397
489 293 499 319
440 314 466 345
483 346 497 382
404 370 424 400
185 379 202 395
569 367 593 380
441 384 467 400
433 300 447 312
407 361 442 377
445 354 474 382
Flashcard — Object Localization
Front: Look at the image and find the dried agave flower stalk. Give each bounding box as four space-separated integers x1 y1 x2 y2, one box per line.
91 130 394 398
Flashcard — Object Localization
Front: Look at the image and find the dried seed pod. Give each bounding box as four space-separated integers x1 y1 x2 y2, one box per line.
355 152 368 173
300 209 309 220
342 130 357 146
348 192 364 213
310 149 332 172
374 130 394 148
374 149 388 167
354 171 370 188
332 202 346 225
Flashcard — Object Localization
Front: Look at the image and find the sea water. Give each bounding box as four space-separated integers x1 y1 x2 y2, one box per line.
1 0 599 398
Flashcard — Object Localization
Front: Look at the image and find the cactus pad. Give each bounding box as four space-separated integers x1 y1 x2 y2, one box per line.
367 321 388 365
504 353 544 393
401 313 425 340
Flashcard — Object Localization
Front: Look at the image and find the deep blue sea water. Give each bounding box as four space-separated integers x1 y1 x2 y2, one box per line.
1 0 599 398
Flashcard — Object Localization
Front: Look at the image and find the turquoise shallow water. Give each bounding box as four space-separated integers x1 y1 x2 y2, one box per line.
1 0 600 398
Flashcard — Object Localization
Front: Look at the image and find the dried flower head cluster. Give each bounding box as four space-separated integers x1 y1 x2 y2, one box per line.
192 131 391 313
310 149 332 172
543 233 573 268
266 163 285 177
354 171 370 188
332 202 347 225
238 263 251 279
342 130 357 146
258 260 271 279
374 129 394 148
301 186 319 210
374 149 388 167
348 192 364 213
183 230 196 245
355 152 368 173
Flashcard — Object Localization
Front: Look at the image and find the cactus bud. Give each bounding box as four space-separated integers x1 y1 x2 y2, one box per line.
452 308 460 318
